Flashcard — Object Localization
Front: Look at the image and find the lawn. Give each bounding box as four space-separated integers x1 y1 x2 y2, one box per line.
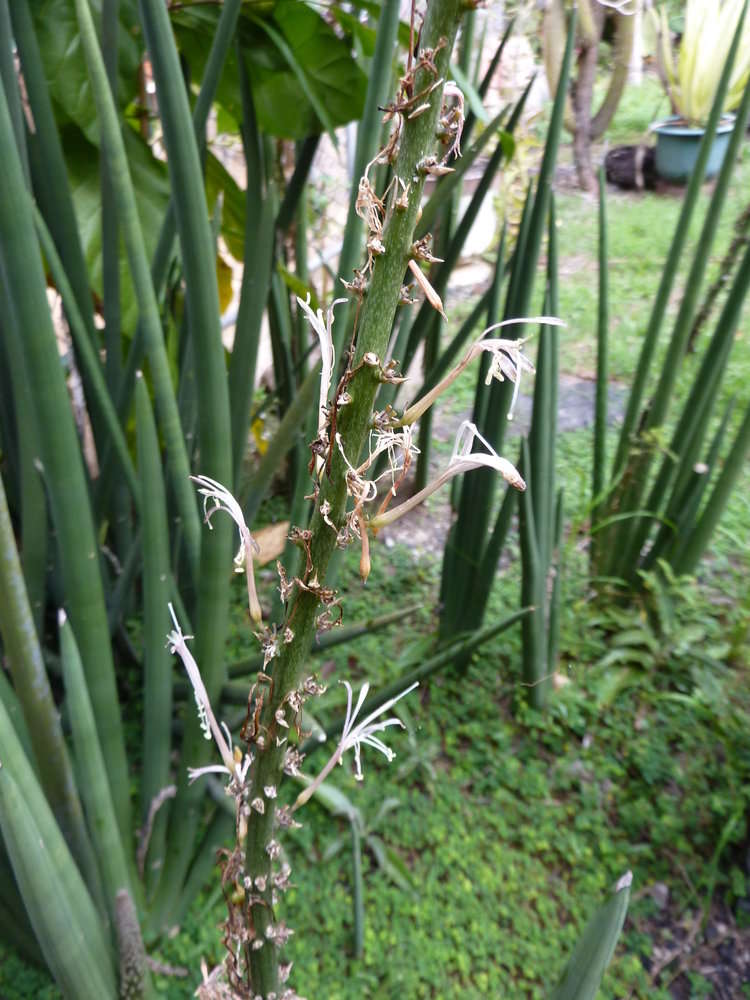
2 79 750 1000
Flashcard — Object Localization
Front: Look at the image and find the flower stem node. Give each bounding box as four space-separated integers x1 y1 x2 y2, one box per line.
367 235 386 257
266 839 282 860
416 155 454 177
411 236 444 264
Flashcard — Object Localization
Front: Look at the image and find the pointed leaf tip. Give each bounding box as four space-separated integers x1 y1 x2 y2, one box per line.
615 870 633 892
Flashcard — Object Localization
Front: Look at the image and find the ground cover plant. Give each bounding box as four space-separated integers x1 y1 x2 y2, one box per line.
2 3 750 999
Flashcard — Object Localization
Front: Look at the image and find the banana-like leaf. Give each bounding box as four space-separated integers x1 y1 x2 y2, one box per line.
171 1 367 139
63 122 170 335
549 871 632 1000
31 0 141 143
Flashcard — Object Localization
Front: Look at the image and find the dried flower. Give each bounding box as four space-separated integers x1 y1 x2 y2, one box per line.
166 605 251 787
296 294 346 464
191 475 262 623
399 316 563 428
370 420 525 531
408 259 447 318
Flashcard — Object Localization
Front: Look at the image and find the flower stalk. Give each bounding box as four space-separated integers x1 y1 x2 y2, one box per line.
238 3 467 993
168 1 532 993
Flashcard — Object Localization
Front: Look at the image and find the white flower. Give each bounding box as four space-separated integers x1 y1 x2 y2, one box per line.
293 680 419 810
361 426 420 487
166 604 251 786
447 419 525 490
191 475 262 623
399 315 563 427
476 333 536 420
296 294 346 449
370 420 524 531
339 679 419 781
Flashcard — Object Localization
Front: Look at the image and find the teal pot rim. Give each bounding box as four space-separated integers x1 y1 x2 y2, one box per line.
651 113 736 137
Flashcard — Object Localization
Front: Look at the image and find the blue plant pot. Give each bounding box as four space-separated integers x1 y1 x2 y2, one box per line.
653 115 735 183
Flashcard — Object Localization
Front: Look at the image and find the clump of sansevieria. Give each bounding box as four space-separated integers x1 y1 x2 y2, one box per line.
163 0 562 994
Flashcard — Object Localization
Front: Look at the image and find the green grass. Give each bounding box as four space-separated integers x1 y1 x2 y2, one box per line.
146 524 749 999
4 80 750 1000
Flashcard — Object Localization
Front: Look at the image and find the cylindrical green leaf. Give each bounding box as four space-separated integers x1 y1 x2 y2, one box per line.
11 0 99 367
0 65 131 839
0 474 100 897
550 871 632 1000
610 4 748 479
591 167 609 569
673 399 750 575
32 206 139 508
351 822 365 960
73 0 201 581
0 697 116 995
58 612 134 916
0 767 117 999
135 374 173 886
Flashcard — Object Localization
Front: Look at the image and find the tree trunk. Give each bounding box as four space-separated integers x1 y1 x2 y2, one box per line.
572 9 603 191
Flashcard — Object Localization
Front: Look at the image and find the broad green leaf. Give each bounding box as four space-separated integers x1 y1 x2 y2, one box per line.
247 0 367 138
62 122 170 333
205 152 246 261
252 12 338 140
331 6 378 58
32 0 142 144
549 871 632 1000
172 1 367 138
269 0 367 129
344 0 412 48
